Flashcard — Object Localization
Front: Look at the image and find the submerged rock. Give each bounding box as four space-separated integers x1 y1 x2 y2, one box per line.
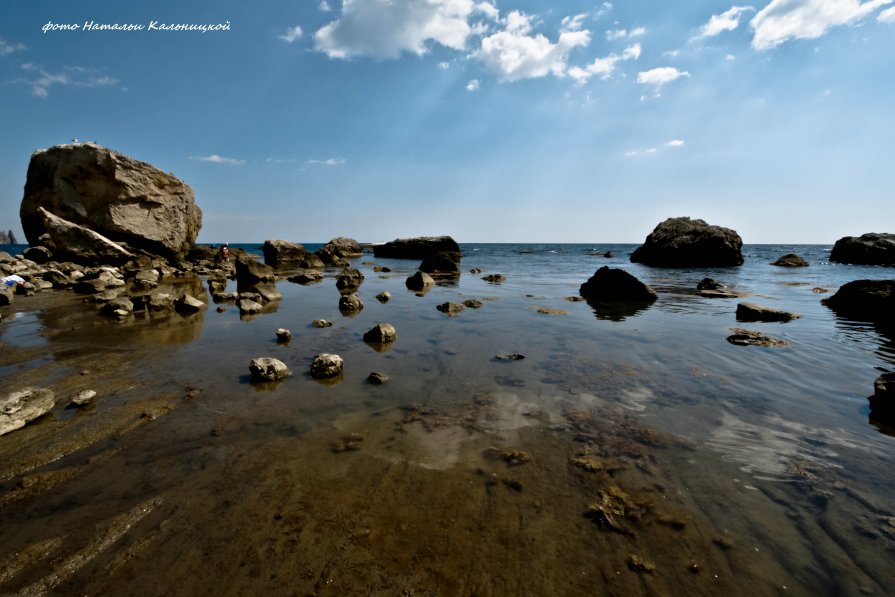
436 301 466 316
579 267 657 302
21 142 201 259
697 277 722 291
311 319 333 328
772 253 809 267
726 328 788 347
0 387 55 436
736 302 799 322
630 217 744 267
310 353 344 379
482 273 506 284
822 280 895 324
367 371 389 385
830 233 895 266
249 357 290 382
287 271 323 285
495 353 525 361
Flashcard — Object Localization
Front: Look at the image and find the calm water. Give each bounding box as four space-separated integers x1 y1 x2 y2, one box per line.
1 243 893 595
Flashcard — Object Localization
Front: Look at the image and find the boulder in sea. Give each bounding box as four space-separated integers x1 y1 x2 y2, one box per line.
821 280 895 324
735 302 800 323
579 267 657 302
237 297 263 315
830 233 895 266
249 357 290 382
287 271 324 285
869 372 895 421
336 267 365 294
374 236 461 260
630 217 744 267
235 254 275 285
419 252 461 277
771 254 809 267
20 142 201 259
312 319 333 328
375 290 391 303
405 271 435 292
0 387 55 436
726 328 787 347
482 273 506 284
338 293 364 314
316 237 363 265
363 323 397 344
697 278 722 291
310 353 344 379
436 301 466 316
262 240 312 267
367 371 389 385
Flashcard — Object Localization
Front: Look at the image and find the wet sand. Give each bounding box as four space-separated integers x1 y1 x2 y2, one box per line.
1 264 894 596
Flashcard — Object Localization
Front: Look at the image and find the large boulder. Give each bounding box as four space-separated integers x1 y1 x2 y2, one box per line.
21 142 201 259
579 267 657 302
316 237 363 265
419 252 461 277
630 217 743 267
374 236 461 260
234 254 275 289
822 280 895 324
830 233 895 266
771 254 808 267
262 240 312 267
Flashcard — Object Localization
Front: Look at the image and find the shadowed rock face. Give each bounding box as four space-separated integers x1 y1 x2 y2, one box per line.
374 236 460 260
822 280 895 325
830 233 895 266
630 217 743 267
21 143 201 259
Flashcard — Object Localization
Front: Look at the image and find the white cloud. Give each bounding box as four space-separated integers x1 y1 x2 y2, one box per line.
279 25 304 44
569 43 640 83
438 61 451 69
561 14 587 32
319 0 332 11
475 10 591 81
637 66 691 87
314 0 498 59
751 0 894 50
466 78 480 91
879 5 895 20
0 38 26 57
725 53 737 60
699 6 754 38
595 3 614 19
305 158 346 166
665 139 685 147
191 155 245 165
606 26 646 40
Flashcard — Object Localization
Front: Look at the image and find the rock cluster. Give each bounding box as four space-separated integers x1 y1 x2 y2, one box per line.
630 217 743 267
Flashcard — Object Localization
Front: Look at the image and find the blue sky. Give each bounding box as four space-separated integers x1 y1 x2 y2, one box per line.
1 0 893 243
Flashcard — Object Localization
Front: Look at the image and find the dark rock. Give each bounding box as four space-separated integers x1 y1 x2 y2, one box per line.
249 357 290 382
336 267 365 294
311 319 333 328
174 293 205 314
235 254 275 290
0 287 15 306
373 266 391 273
772 253 809 267
367 372 389 385
822 280 895 324
287 271 323 285
419 252 461 276
310 353 343 379
276 328 291 342
697 277 722 291
579 267 657 302
697 289 742 299
726 328 787 347
23 246 52 264
736 302 799 322
463 299 483 309
405 271 435 291
495 354 525 361
869 372 895 420
436 302 466 316
630 217 744 267
262 239 311 267
482 274 506 284
0 387 55 436
374 236 461 260
21 142 201 259
830 233 895 266
375 291 391 303
363 323 397 343
316 237 363 265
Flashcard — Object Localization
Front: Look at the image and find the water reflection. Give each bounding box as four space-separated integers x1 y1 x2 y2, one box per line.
585 298 654 321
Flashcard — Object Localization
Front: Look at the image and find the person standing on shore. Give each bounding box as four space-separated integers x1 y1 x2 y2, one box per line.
219 243 230 263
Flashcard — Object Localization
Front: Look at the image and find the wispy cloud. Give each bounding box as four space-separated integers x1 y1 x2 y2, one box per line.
751 0 894 50
606 26 646 41
625 140 684 157
665 139 685 147
279 25 304 44
305 158 346 166
11 63 120 98
637 66 690 87
0 38 26 57
466 78 480 91
475 10 591 81
878 5 895 20
319 0 332 12
190 154 245 166
569 43 640 84
698 6 754 38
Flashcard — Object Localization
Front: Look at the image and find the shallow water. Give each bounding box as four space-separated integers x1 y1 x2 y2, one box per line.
0 244 893 596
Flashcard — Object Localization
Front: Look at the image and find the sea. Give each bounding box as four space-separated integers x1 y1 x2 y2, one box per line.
0 242 893 595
